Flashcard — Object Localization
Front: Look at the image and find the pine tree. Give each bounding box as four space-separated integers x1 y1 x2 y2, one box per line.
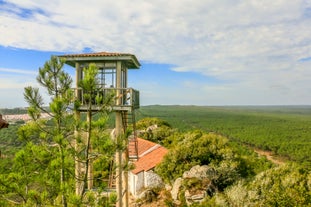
23 56 73 207
0 58 116 206
74 63 115 202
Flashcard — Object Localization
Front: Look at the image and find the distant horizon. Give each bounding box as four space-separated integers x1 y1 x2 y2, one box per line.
1 104 311 111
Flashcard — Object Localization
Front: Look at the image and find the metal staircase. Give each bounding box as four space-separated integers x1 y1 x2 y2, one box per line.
108 159 116 189
108 110 138 189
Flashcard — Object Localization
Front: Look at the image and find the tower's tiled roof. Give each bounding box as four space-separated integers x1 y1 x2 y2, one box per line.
58 51 140 68
59 51 134 58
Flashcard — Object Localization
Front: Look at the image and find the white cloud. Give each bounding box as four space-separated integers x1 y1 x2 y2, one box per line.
1 0 311 105
0 68 37 75
0 68 50 108
0 74 34 89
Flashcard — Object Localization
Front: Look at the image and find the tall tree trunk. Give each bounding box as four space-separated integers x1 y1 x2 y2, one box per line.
80 106 92 199
60 145 67 207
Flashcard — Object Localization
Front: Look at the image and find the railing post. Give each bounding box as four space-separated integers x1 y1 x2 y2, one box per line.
130 88 134 107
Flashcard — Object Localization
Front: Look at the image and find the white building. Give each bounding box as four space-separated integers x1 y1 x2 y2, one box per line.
128 138 168 196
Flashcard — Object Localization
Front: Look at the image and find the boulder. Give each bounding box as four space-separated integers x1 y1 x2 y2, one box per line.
185 190 207 206
171 165 219 206
171 177 183 200
183 165 216 180
146 124 158 131
137 189 157 203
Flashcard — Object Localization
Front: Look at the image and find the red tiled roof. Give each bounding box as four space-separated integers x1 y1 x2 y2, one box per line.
58 51 140 68
129 138 157 157
131 138 168 174
59 51 135 58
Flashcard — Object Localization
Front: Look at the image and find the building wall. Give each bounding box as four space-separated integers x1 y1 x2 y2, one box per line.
129 171 145 196
129 169 164 197
128 172 136 196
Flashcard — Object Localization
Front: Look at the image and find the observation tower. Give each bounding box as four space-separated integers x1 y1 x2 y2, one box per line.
59 52 140 207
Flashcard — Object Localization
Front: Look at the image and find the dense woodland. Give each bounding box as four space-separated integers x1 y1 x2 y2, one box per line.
1 106 311 206
137 105 311 167
135 114 311 206
0 57 311 206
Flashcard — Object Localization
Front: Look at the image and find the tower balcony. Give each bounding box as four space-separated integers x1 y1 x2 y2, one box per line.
74 87 140 112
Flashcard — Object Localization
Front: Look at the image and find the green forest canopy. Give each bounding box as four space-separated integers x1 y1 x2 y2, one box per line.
137 105 311 166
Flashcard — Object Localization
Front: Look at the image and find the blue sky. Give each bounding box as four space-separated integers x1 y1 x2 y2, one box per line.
1 0 311 108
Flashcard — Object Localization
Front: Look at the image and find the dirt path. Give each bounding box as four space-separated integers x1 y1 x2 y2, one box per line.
254 149 285 165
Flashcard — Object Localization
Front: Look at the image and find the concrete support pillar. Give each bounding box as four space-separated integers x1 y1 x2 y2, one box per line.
74 111 81 195
87 110 93 190
122 131 129 207
75 62 82 195
121 64 129 206
116 61 124 207
115 112 123 207
76 63 82 102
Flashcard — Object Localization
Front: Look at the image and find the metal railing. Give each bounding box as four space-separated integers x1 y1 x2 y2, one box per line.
74 87 140 110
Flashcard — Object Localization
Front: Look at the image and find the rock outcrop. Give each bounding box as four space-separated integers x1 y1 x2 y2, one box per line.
171 165 218 206
182 165 216 179
171 177 183 200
